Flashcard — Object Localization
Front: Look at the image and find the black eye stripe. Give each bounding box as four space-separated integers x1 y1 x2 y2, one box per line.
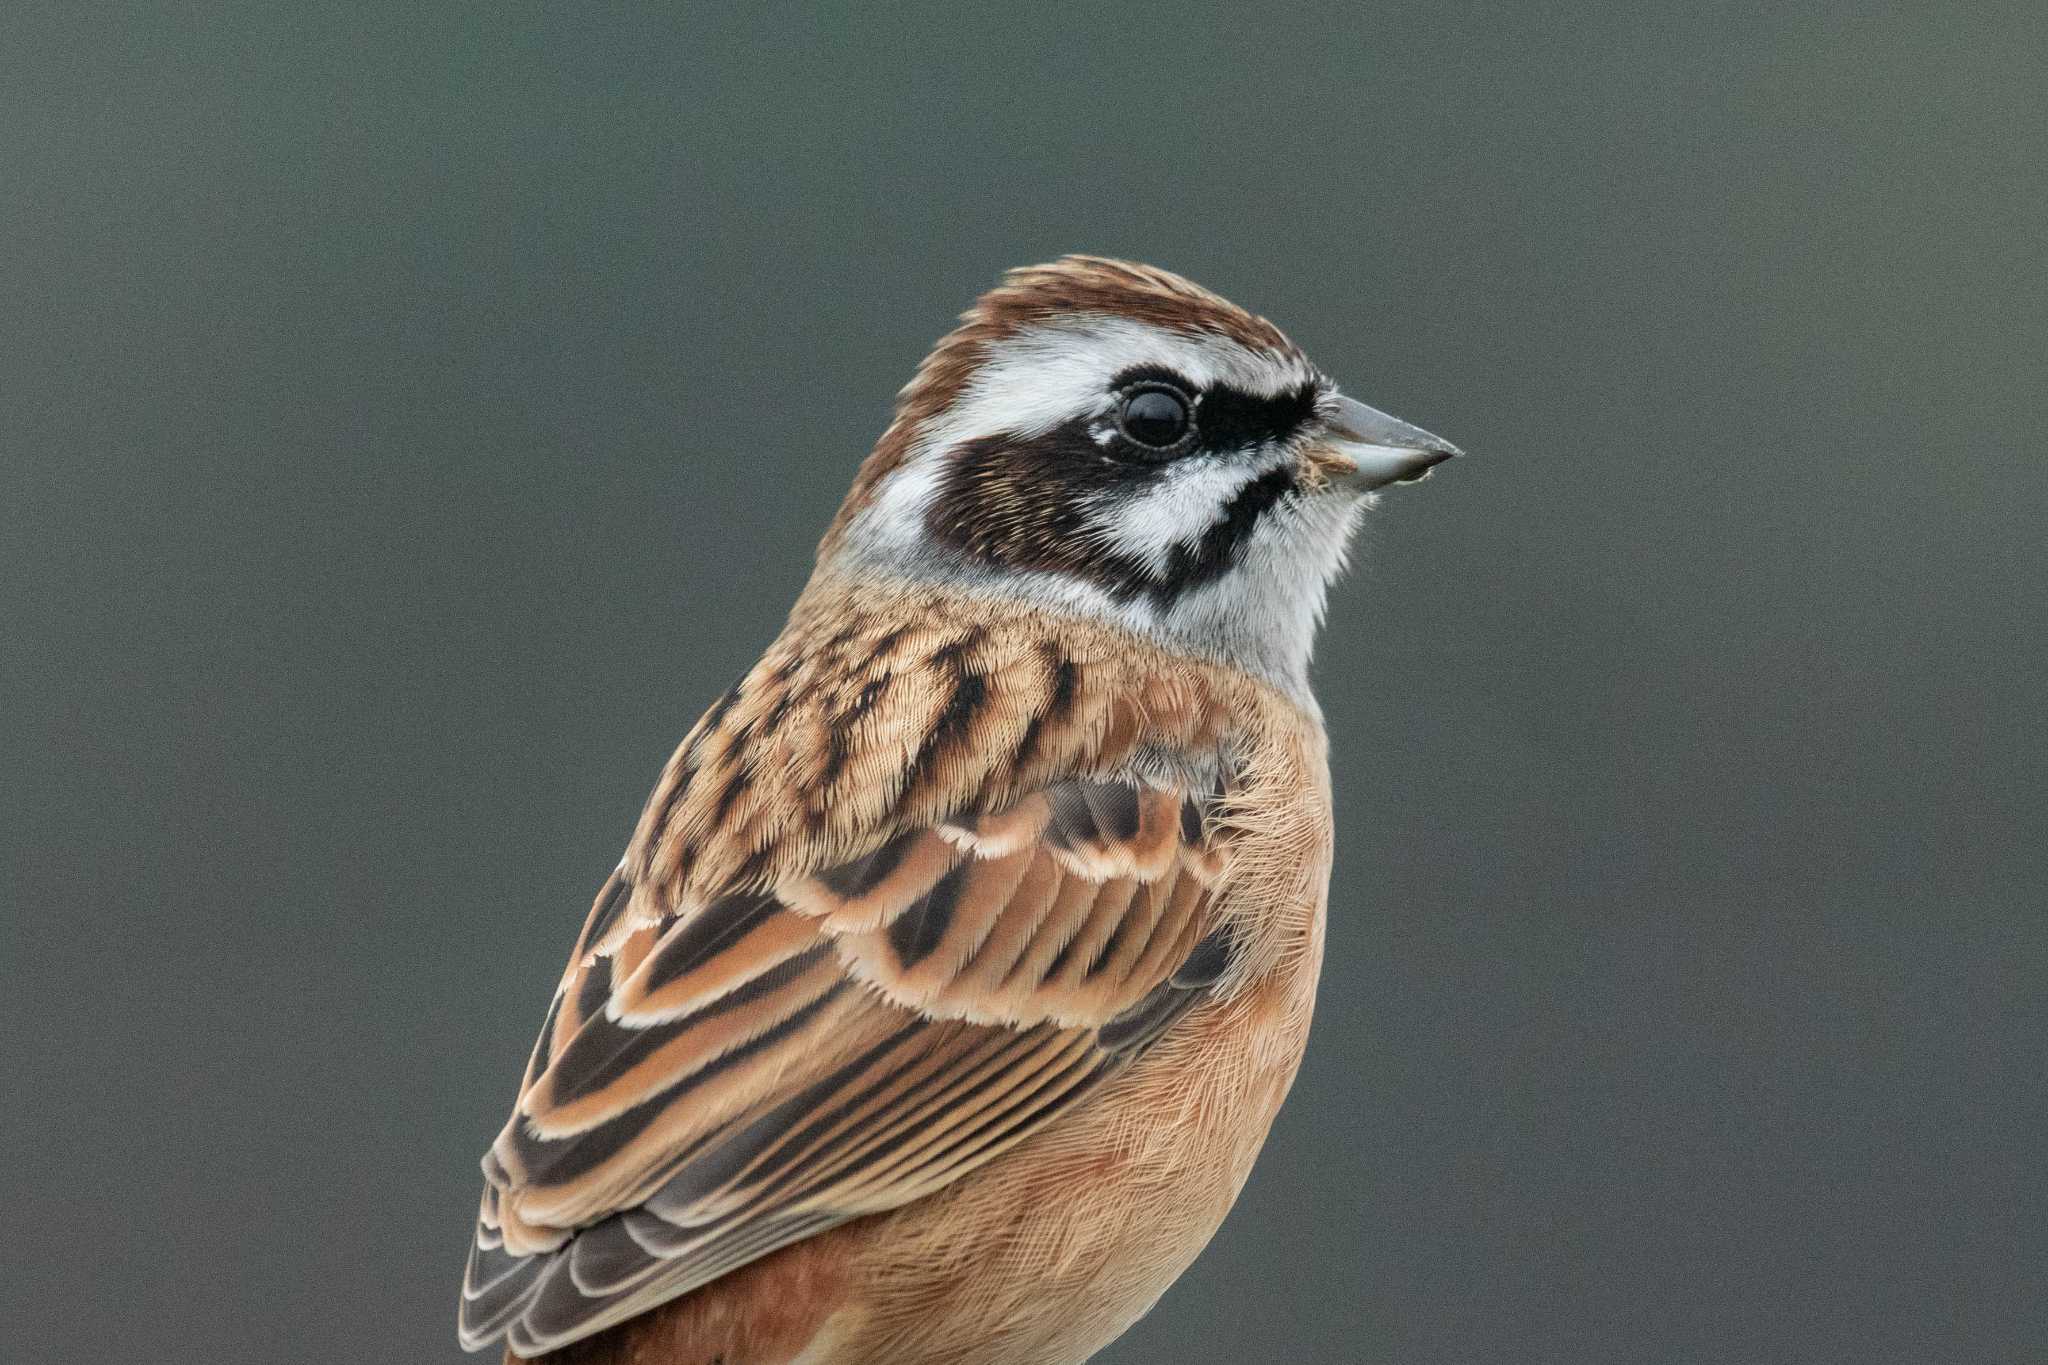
1197 383 1319 450
1106 366 1319 455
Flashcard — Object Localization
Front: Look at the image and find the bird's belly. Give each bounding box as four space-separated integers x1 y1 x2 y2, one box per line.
818 945 1324 1365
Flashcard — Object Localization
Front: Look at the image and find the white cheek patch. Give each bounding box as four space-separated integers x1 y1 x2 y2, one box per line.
1080 452 1282 572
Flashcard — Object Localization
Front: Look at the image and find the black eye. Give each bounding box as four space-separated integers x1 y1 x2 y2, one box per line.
1118 384 1192 451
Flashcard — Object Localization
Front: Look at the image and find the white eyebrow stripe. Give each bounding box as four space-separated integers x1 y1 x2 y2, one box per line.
921 316 1314 446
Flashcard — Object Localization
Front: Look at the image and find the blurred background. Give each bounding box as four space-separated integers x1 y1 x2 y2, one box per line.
4 4 2044 1363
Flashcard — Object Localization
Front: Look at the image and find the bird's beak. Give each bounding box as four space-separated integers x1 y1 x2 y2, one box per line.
1313 394 1461 491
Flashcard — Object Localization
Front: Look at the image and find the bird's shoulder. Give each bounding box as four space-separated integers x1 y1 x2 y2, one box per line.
623 574 1324 916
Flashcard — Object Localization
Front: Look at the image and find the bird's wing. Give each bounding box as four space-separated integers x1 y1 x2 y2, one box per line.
459 758 1239 1356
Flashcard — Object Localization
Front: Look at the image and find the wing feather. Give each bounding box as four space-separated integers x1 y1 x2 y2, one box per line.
459 772 1237 1355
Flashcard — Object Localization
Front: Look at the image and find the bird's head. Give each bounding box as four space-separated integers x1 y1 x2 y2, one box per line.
818 256 1458 699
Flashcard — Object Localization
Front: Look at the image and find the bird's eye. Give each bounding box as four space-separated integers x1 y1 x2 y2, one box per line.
1117 385 1193 451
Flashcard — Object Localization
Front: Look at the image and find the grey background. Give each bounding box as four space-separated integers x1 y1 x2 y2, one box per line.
4 4 2044 1363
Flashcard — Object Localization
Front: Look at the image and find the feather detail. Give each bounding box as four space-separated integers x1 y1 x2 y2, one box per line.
458 580 1329 1357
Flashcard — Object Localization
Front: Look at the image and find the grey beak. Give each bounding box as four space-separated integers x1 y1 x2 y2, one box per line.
1323 393 1462 490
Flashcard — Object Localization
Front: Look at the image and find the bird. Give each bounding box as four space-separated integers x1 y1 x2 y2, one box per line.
457 255 1458 1364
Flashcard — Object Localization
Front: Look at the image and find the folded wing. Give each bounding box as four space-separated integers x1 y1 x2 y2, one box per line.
459 777 1236 1357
